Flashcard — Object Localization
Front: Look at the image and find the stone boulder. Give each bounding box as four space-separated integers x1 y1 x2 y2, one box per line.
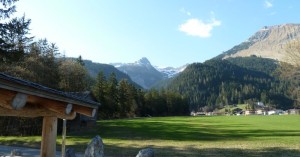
11 149 22 156
84 135 104 157
136 148 154 157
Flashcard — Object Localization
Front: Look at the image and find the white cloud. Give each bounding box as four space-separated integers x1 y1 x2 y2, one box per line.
179 18 221 38
264 0 273 8
180 8 191 16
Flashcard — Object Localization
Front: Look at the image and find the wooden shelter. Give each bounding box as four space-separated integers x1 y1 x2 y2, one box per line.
0 73 100 157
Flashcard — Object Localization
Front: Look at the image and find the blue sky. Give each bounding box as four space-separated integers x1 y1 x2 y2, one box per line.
14 0 300 67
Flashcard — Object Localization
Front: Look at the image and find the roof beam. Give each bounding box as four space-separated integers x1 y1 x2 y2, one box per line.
73 105 97 117
0 88 19 110
0 105 76 120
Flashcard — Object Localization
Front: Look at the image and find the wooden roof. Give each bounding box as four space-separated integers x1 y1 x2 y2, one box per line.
0 72 100 120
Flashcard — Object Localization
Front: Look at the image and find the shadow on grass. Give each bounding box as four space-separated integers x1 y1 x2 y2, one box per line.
66 143 300 157
0 138 40 149
69 118 300 142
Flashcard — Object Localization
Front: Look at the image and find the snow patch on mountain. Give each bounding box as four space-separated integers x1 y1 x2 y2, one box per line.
155 64 188 78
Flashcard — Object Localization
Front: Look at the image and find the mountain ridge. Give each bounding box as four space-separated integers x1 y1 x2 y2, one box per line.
110 57 187 89
218 23 300 63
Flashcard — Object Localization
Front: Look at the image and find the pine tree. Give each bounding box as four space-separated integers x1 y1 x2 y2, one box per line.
106 72 120 118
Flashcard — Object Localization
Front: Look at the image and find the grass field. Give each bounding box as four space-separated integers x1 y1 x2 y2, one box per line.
1 115 300 156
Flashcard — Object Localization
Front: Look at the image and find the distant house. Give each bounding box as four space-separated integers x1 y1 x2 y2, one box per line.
257 102 265 107
190 111 206 116
268 109 284 115
288 109 300 115
190 111 196 116
206 112 213 116
213 112 224 116
245 110 255 115
256 109 267 115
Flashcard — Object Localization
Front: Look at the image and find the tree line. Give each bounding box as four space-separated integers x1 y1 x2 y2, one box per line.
92 72 189 119
166 58 296 112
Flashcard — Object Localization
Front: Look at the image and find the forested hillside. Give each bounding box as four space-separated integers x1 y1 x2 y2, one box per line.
226 56 278 75
166 59 293 111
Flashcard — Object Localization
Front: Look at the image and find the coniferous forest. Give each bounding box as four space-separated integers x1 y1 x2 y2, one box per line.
166 58 296 112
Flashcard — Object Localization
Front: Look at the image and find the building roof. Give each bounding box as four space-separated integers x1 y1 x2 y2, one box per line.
0 73 100 109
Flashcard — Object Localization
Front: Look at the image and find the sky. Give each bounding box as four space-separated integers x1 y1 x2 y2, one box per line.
13 0 300 67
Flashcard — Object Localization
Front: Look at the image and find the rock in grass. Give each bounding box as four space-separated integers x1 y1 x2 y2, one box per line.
136 148 154 157
66 147 77 157
11 149 22 156
84 135 104 157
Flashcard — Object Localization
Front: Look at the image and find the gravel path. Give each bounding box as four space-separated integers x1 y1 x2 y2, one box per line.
0 145 83 157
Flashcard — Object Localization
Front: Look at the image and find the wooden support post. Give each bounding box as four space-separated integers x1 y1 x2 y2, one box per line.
41 116 58 157
62 119 67 157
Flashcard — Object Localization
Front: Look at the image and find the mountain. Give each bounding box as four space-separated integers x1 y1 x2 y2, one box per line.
111 57 164 89
218 23 300 63
166 59 292 111
163 24 299 112
83 60 140 87
155 64 188 78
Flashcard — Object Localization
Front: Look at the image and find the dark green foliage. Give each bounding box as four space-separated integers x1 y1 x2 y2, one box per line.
0 117 42 136
92 71 189 119
276 62 300 108
167 59 293 111
143 89 189 116
227 56 278 75
83 59 141 88
0 15 32 63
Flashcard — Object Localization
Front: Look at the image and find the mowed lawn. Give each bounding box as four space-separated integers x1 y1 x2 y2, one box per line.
1 115 300 156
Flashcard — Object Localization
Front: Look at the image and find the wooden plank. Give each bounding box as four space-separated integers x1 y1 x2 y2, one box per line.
0 88 17 109
40 116 58 157
0 86 95 118
73 105 96 117
0 106 76 120
0 89 28 111
27 95 77 119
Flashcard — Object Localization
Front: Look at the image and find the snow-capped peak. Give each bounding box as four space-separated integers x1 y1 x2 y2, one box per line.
135 57 151 66
155 64 188 78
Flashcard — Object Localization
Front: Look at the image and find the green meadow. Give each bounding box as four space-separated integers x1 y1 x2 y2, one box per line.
1 115 300 156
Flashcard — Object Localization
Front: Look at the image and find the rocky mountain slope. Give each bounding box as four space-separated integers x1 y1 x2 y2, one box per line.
155 65 188 78
219 23 300 63
111 58 164 89
111 57 186 89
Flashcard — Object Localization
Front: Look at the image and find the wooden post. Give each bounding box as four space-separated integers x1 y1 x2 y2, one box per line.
41 116 58 157
62 119 67 157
